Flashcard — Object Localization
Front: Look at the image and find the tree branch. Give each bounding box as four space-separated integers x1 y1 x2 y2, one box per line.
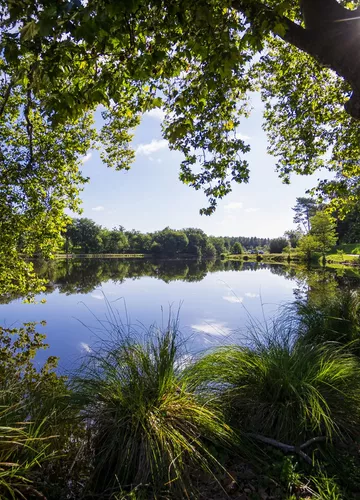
0 80 14 118
24 86 34 170
246 433 326 465
232 0 360 118
232 0 315 58
300 436 327 450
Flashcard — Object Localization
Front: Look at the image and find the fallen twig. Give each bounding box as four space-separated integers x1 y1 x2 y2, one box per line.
245 433 326 465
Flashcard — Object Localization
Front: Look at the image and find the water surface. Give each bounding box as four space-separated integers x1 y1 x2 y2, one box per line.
0 259 358 369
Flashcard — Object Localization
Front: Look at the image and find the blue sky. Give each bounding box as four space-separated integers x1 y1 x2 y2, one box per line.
77 95 327 238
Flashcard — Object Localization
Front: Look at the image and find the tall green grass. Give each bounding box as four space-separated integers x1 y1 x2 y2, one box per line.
72 321 231 497
295 290 360 352
0 401 54 499
186 335 360 445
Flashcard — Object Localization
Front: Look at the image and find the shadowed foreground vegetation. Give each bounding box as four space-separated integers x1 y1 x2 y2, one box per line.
4 292 360 498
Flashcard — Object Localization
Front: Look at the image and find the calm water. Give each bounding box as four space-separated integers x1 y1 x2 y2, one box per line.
1 259 359 370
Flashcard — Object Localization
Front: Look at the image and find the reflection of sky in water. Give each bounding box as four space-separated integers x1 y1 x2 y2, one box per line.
0 264 298 371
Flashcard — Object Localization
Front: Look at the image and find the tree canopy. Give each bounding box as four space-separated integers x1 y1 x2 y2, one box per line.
310 211 338 258
2 0 360 294
269 237 289 254
292 197 320 233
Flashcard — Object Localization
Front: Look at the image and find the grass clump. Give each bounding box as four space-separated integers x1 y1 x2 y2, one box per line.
296 290 360 354
0 404 52 499
72 322 231 498
310 472 343 500
187 335 360 445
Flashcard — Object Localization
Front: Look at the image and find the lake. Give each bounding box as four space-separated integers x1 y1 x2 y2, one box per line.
1 258 359 370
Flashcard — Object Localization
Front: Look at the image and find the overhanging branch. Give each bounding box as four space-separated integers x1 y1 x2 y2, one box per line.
0 80 14 118
232 0 360 119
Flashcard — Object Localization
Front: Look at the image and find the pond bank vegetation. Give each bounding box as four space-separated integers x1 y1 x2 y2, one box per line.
4 291 360 499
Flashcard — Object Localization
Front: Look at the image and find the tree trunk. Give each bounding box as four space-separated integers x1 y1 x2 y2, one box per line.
233 0 360 118
300 0 360 118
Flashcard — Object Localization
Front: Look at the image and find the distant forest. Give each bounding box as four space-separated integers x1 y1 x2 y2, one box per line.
63 218 271 257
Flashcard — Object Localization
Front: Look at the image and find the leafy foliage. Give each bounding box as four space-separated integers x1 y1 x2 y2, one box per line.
63 218 270 258
0 72 95 295
0 323 80 499
297 234 319 262
310 212 338 258
292 198 319 233
269 237 289 254
284 229 303 249
231 242 243 255
296 211 338 261
3 0 360 297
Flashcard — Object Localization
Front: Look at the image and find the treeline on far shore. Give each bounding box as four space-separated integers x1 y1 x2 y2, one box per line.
60 218 271 258
58 209 347 265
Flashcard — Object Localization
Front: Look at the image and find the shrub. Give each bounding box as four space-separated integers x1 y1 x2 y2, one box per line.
231 242 243 255
297 234 319 262
72 323 231 497
269 238 288 254
203 242 217 259
187 336 360 445
0 323 79 499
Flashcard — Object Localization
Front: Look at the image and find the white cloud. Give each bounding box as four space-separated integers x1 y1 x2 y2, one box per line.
191 321 231 336
92 206 105 212
224 202 243 212
80 342 91 353
148 156 163 164
136 139 168 156
223 295 243 304
245 207 260 213
245 292 260 298
91 292 104 300
81 153 92 163
145 108 166 121
238 133 251 141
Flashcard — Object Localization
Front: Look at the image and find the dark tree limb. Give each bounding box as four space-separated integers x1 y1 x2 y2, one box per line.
246 433 327 465
300 436 327 450
0 80 13 118
232 0 360 119
24 86 34 170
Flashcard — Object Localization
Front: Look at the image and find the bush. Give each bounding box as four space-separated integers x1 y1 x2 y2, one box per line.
72 323 231 497
231 242 243 255
203 242 217 259
0 323 79 499
269 238 288 254
187 335 360 444
297 234 319 262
